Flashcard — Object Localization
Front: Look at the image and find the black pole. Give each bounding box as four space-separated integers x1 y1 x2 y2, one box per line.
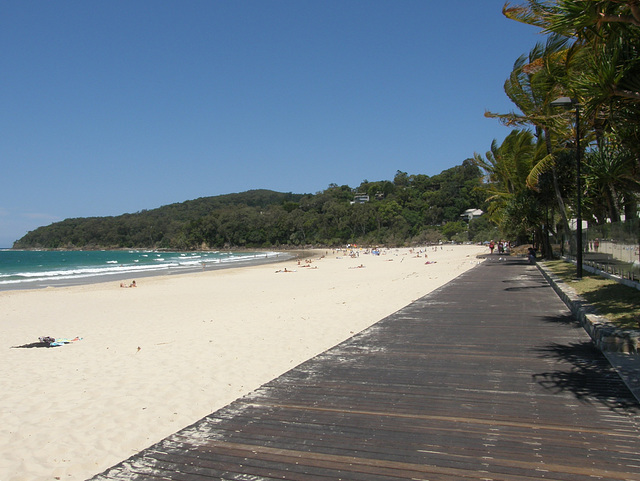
550 96 583 277
575 105 582 278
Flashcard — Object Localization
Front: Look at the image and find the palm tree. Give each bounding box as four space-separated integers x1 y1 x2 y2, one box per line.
583 141 640 223
503 1 640 159
485 33 583 253
501 0 640 259
510 1 639 98
474 130 548 246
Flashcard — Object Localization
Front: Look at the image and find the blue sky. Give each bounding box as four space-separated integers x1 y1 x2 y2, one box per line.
0 1 542 247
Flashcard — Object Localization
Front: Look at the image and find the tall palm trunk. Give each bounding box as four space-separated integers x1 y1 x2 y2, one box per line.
606 185 621 223
544 128 574 255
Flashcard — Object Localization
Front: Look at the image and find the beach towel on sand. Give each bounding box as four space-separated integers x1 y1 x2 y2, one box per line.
38 336 82 347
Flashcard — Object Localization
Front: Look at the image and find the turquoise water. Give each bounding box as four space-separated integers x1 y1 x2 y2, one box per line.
0 250 286 289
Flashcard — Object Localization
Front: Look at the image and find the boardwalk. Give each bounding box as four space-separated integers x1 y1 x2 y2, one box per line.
92 258 640 481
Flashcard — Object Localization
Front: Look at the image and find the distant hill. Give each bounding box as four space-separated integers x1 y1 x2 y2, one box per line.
14 161 493 249
14 190 304 249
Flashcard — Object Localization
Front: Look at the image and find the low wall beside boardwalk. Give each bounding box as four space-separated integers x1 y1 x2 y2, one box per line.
592 240 639 265
582 262 640 291
538 262 640 355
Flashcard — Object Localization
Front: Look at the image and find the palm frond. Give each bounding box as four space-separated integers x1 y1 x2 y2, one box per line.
503 1 553 29
526 152 556 189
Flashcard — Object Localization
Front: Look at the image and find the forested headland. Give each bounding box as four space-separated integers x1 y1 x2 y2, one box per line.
13 160 497 250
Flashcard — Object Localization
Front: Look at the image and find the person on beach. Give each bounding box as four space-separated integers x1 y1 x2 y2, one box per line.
489 241 495 254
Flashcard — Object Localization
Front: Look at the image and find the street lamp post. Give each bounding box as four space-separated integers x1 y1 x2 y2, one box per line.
551 96 582 278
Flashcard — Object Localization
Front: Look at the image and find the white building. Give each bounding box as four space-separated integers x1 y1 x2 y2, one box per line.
350 194 370 205
460 208 483 221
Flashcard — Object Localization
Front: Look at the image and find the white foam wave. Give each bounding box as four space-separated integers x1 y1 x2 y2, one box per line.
0 251 286 287
0 262 179 284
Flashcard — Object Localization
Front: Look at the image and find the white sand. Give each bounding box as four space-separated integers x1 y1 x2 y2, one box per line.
0 245 485 480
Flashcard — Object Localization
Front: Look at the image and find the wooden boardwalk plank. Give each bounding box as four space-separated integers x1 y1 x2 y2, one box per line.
91 259 640 480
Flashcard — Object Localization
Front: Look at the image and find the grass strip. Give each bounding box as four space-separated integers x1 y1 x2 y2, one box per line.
543 260 640 330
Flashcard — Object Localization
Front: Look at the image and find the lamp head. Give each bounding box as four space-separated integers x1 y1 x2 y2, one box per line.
551 96 577 107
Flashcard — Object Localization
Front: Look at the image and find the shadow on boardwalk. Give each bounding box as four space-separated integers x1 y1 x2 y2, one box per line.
533 340 639 410
91 257 640 481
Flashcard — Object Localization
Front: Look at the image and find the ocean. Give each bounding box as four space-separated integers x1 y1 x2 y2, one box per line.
0 249 290 290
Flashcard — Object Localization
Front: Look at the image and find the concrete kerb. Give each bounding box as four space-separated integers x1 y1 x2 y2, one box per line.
536 261 640 354
536 260 640 403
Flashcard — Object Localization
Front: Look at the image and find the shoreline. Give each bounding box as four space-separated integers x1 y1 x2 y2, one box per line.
0 245 486 480
0 249 312 292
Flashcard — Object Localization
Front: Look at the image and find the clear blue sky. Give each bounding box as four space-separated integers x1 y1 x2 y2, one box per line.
1 1 542 247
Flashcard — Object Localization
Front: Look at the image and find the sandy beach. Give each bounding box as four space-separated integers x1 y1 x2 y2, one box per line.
0 245 485 481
